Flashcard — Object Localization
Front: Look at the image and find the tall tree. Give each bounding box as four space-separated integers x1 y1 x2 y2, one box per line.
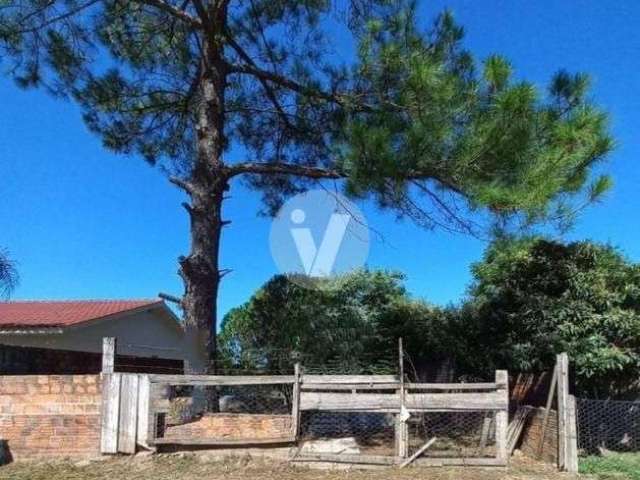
467 238 640 397
0 1 613 371
0 249 18 299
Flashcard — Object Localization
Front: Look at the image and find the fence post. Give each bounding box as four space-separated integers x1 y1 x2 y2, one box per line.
102 337 116 374
557 352 578 473
395 338 409 458
291 363 302 440
557 352 569 471
495 370 509 463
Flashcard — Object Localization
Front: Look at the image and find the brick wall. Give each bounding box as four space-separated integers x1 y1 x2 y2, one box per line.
164 413 293 441
518 406 558 464
0 375 102 460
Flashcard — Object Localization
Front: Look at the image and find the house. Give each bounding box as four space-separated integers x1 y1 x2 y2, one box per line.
0 299 204 374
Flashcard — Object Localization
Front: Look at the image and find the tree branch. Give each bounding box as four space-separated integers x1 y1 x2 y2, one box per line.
136 0 202 28
169 175 195 193
225 31 298 132
228 162 344 179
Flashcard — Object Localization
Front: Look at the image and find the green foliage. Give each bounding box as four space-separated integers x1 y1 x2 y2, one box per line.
580 453 640 480
467 237 640 397
0 1 614 229
218 270 437 374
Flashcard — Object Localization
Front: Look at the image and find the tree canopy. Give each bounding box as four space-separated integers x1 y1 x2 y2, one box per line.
465 238 640 397
0 1 615 370
218 270 437 374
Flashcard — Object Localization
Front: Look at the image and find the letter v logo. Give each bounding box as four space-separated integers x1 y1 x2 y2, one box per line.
290 209 351 277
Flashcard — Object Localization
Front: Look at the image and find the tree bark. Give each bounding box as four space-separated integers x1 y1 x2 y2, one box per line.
179 6 228 375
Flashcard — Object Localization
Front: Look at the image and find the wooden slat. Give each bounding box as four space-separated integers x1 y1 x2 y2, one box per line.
291 363 301 439
301 375 397 384
153 437 296 446
118 374 139 454
299 391 507 412
301 383 400 391
407 383 499 391
136 375 150 448
494 370 509 462
412 457 507 467
148 374 295 385
292 453 397 466
506 407 530 455
478 413 493 454
566 394 579 473
102 337 116 374
146 381 163 446
100 373 121 454
557 353 569 471
537 364 558 458
400 437 437 468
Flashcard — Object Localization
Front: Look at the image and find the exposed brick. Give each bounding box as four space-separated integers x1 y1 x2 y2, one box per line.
0 375 102 460
164 413 293 441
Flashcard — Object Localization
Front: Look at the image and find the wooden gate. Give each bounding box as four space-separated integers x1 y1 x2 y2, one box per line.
100 373 151 454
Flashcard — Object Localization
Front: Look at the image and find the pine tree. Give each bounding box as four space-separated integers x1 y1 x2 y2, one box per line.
0 1 613 371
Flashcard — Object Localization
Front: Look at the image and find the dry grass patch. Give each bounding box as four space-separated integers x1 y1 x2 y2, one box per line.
0 453 572 480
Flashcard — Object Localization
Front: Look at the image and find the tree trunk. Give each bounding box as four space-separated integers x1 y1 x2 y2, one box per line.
179 179 226 374
179 14 228 374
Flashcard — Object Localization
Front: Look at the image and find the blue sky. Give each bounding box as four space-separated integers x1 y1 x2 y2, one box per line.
1 0 639 322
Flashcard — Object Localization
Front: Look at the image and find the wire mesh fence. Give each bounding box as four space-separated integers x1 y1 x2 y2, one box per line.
156 381 297 443
577 397 640 455
408 411 497 459
300 411 396 456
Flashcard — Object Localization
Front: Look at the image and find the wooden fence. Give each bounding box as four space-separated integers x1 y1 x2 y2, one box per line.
100 368 510 466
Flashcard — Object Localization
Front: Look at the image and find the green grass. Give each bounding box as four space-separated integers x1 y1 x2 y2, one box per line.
580 453 640 480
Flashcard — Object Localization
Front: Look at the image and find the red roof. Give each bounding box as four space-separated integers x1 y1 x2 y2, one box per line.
0 299 163 329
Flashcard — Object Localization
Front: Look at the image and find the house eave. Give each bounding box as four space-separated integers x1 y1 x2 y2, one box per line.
0 328 65 335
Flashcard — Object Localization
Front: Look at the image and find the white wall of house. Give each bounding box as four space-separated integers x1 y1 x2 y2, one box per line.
0 308 205 368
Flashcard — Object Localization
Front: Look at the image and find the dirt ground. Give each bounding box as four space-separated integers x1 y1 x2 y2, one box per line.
0 453 583 480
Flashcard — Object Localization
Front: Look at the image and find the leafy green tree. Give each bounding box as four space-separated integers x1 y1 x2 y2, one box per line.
0 1 613 370
219 270 428 374
468 238 640 397
0 249 18 299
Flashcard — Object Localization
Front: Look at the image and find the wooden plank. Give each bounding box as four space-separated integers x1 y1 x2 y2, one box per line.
397 338 408 458
299 391 507 412
557 353 569 471
293 453 397 466
495 370 509 462
301 383 400 391
400 437 437 469
148 374 295 385
412 457 507 467
100 373 121 454
301 375 398 384
153 437 297 446
478 412 493 454
506 407 530 455
136 375 150 448
102 337 116 374
118 374 139 454
537 366 558 458
407 383 498 391
291 363 301 439
566 395 579 473
146 382 162 446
